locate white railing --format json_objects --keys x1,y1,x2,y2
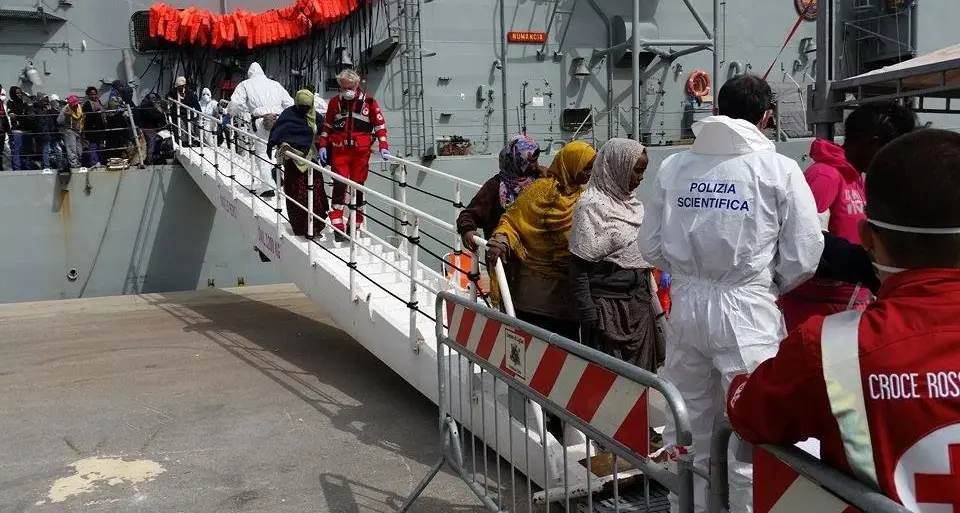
[{"x1": 165, "y1": 99, "x2": 516, "y2": 325}]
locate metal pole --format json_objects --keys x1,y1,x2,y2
[
  {"x1": 584, "y1": 0, "x2": 614, "y2": 139},
  {"x1": 125, "y1": 103, "x2": 145, "y2": 168},
  {"x1": 276, "y1": 159, "x2": 283, "y2": 253},
  {"x1": 399, "y1": 164, "x2": 409, "y2": 253},
  {"x1": 408, "y1": 217, "x2": 420, "y2": 352},
  {"x1": 349, "y1": 185, "x2": 358, "y2": 299},
  {"x1": 470, "y1": 241, "x2": 480, "y2": 302},
  {"x1": 499, "y1": 0, "x2": 509, "y2": 145},
  {"x1": 631, "y1": 0, "x2": 640, "y2": 141},
  {"x1": 453, "y1": 183, "x2": 463, "y2": 288},
  {"x1": 712, "y1": 0, "x2": 721, "y2": 98},
  {"x1": 308, "y1": 158, "x2": 323, "y2": 242},
  {"x1": 430, "y1": 106, "x2": 437, "y2": 156},
  {"x1": 812, "y1": 0, "x2": 835, "y2": 140}
]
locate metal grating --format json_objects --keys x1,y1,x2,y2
[
  {"x1": 0, "y1": 8, "x2": 66, "y2": 22},
  {"x1": 130, "y1": 10, "x2": 173, "y2": 54},
  {"x1": 578, "y1": 480, "x2": 671, "y2": 513}
]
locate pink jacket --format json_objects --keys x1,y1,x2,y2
[
  {"x1": 778, "y1": 139, "x2": 869, "y2": 331},
  {"x1": 805, "y1": 138, "x2": 866, "y2": 242}
]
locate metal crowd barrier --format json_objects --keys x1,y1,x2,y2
[
  {"x1": 400, "y1": 291, "x2": 696, "y2": 513},
  {"x1": 710, "y1": 419, "x2": 912, "y2": 513}
]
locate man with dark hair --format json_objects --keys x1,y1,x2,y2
[
  {"x1": 638, "y1": 74, "x2": 823, "y2": 513},
  {"x1": 728, "y1": 129, "x2": 960, "y2": 510},
  {"x1": 715, "y1": 74, "x2": 774, "y2": 125}
]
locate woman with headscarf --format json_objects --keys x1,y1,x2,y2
[
  {"x1": 486, "y1": 140, "x2": 596, "y2": 339},
  {"x1": 456, "y1": 134, "x2": 542, "y2": 252},
  {"x1": 569, "y1": 138, "x2": 664, "y2": 447},
  {"x1": 267, "y1": 89, "x2": 329, "y2": 238}
]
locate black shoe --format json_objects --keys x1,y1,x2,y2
[{"x1": 259, "y1": 190, "x2": 275, "y2": 198}]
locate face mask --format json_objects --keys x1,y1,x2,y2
[
  {"x1": 340, "y1": 89, "x2": 356, "y2": 101},
  {"x1": 202, "y1": 93, "x2": 211, "y2": 102},
  {"x1": 867, "y1": 218, "x2": 960, "y2": 274}
]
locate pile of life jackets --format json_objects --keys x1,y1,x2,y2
[{"x1": 149, "y1": 0, "x2": 364, "y2": 49}]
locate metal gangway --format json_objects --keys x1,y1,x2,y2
[
  {"x1": 166, "y1": 100, "x2": 620, "y2": 499},
  {"x1": 167, "y1": 102, "x2": 917, "y2": 513}
]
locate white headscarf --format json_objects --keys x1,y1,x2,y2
[{"x1": 569, "y1": 138, "x2": 650, "y2": 269}]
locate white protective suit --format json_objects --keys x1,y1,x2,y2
[
  {"x1": 199, "y1": 88, "x2": 219, "y2": 147},
  {"x1": 228, "y1": 62, "x2": 294, "y2": 192},
  {"x1": 637, "y1": 116, "x2": 823, "y2": 513},
  {"x1": 314, "y1": 92, "x2": 328, "y2": 119}
]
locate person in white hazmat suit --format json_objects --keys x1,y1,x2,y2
[
  {"x1": 228, "y1": 62, "x2": 294, "y2": 197},
  {"x1": 199, "y1": 88, "x2": 219, "y2": 147},
  {"x1": 636, "y1": 75, "x2": 824, "y2": 513}
]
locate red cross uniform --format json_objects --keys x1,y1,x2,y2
[
  {"x1": 727, "y1": 269, "x2": 960, "y2": 511},
  {"x1": 316, "y1": 91, "x2": 389, "y2": 232}
]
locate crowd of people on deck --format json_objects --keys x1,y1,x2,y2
[{"x1": 454, "y1": 74, "x2": 959, "y2": 513}]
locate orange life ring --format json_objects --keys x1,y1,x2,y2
[{"x1": 686, "y1": 70, "x2": 711, "y2": 98}]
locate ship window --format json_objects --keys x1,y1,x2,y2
[
  {"x1": 561, "y1": 108, "x2": 593, "y2": 132},
  {"x1": 130, "y1": 10, "x2": 174, "y2": 54}
]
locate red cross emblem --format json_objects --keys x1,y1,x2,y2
[
  {"x1": 895, "y1": 423, "x2": 960, "y2": 513},
  {"x1": 915, "y1": 444, "x2": 960, "y2": 512}
]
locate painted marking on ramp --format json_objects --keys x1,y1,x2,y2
[{"x1": 37, "y1": 456, "x2": 166, "y2": 504}]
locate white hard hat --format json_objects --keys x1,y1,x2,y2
[
  {"x1": 175, "y1": 76, "x2": 187, "y2": 87},
  {"x1": 49, "y1": 93, "x2": 60, "y2": 102}
]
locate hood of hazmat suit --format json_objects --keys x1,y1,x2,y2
[
  {"x1": 635, "y1": 114, "x2": 823, "y2": 513},
  {"x1": 227, "y1": 61, "x2": 294, "y2": 121}
]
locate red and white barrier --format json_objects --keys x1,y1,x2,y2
[
  {"x1": 445, "y1": 301, "x2": 650, "y2": 454},
  {"x1": 754, "y1": 441, "x2": 859, "y2": 513}
]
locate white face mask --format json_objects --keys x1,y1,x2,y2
[
  {"x1": 868, "y1": 219, "x2": 960, "y2": 274},
  {"x1": 201, "y1": 93, "x2": 211, "y2": 102},
  {"x1": 340, "y1": 89, "x2": 356, "y2": 101}
]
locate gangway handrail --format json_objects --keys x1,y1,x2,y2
[
  {"x1": 166, "y1": 99, "x2": 517, "y2": 318},
  {"x1": 383, "y1": 153, "x2": 482, "y2": 190}
]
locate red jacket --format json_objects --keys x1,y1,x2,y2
[
  {"x1": 729, "y1": 269, "x2": 960, "y2": 511},
  {"x1": 779, "y1": 139, "x2": 870, "y2": 330},
  {"x1": 316, "y1": 91, "x2": 389, "y2": 151}
]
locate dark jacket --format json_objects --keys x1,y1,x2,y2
[
  {"x1": 166, "y1": 87, "x2": 201, "y2": 127},
  {"x1": 457, "y1": 175, "x2": 505, "y2": 239},
  {"x1": 815, "y1": 231, "x2": 880, "y2": 294},
  {"x1": 82, "y1": 99, "x2": 108, "y2": 133},
  {"x1": 136, "y1": 93, "x2": 167, "y2": 130},
  {"x1": 266, "y1": 106, "x2": 315, "y2": 158},
  {"x1": 569, "y1": 256, "x2": 648, "y2": 322},
  {"x1": 7, "y1": 87, "x2": 35, "y2": 132},
  {"x1": 35, "y1": 105, "x2": 58, "y2": 140}
]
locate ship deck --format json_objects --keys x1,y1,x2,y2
[{"x1": 0, "y1": 285, "x2": 493, "y2": 512}]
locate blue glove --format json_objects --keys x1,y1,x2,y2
[
  {"x1": 380, "y1": 149, "x2": 391, "y2": 161},
  {"x1": 659, "y1": 272, "x2": 672, "y2": 289},
  {"x1": 318, "y1": 147, "x2": 328, "y2": 165}
]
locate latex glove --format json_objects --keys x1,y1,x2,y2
[
  {"x1": 380, "y1": 149, "x2": 391, "y2": 161},
  {"x1": 659, "y1": 271, "x2": 672, "y2": 289},
  {"x1": 318, "y1": 147, "x2": 328, "y2": 165},
  {"x1": 461, "y1": 230, "x2": 479, "y2": 252}
]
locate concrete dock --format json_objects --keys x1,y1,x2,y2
[{"x1": 0, "y1": 285, "x2": 491, "y2": 512}]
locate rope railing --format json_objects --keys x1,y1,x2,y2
[{"x1": 166, "y1": 99, "x2": 516, "y2": 336}]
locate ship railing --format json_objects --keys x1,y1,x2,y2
[{"x1": 164, "y1": 98, "x2": 516, "y2": 324}]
